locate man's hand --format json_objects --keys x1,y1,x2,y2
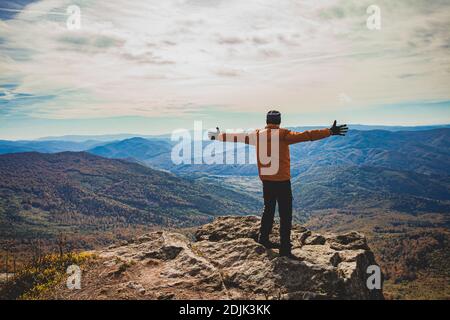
[
  {"x1": 208, "y1": 127, "x2": 220, "y2": 140},
  {"x1": 330, "y1": 120, "x2": 348, "y2": 136}
]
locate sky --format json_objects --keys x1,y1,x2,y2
[{"x1": 0, "y1": 0, "x2": 449, "y2": 139}]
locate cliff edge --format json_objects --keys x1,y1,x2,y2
[{"x1": 51, "y1": 216, "x2": 384, "y2": 300}]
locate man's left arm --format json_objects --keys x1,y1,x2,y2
[
  {"x1": 284, "y1": 120, "x2": 348, "y2": 144},
  {"x1": 284, "y1": 128, "x2": 332, "y2": 144}
]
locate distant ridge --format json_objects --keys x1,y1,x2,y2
[
  {"x1": 32, "y1": 124, "x2": 450, "y2": 142},
  {"x1": 36, "y1": 133, "x2": 171, "y2": 142},
  {"x1": 288, "y1": 124, "x2": 450, "y2": 132}
]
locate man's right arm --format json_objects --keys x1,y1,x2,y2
[
  {"x1": 209, "y1": 127, "x2": 256, "y2": 145},
  {"x1": 218, "y1": 131, "x2": 254, "y2": 145}
]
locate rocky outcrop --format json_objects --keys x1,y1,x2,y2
[
  {"x1": 54, "y1": 216, "x2": 383, "y2": 300},
  {"x1": 193, "y1": 216, "x2": 382, "y2": 300}
]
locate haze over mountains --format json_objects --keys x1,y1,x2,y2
[
  {"x1": 0, "y1": 140, "x2": 104, "y2": 154},
  {"x1": 30, "y1": 124, "x2": 450, "y2": 142}
]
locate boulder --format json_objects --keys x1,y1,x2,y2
[
  {"x1": 193, "y1": 216, "x2": 383, "y2": 300},
  {"x1": 56, "y1": 216, "x2": 384, "y2": 300}
]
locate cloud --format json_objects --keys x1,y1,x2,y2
[
  {"x1": 0, "y1": 83, "x2": 57, "y2": 118},
  {"x1": 217, "y1": 36, "x2": 246, "y2": 45},
  {"x1": 214, "y1": 68, "x2": 242, "y2": 77},
  {"x1": 0, "y1": 0, "x2": 449, "y2": 121}
]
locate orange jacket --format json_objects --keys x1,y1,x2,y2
[{"x1": 218, "y1": 124, "x2": 331, "y2": 181}]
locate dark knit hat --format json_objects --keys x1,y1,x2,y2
[{"x1": 266, "y1": 110, "x2": 281, "y2": 125}]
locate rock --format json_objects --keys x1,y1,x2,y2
[
  {"x1": 303, "y1": 234, "x2": 326, "y2": 245},
  {"x1": 193, "y1": 216, "x2": 383, "y2": 300},
  {"x1": 157, "y1": 293, "x2": 175, "y2": 300},
  {"x1": 126, "y1": 281, "x2": 146, "y2": 294},
  {"x1": 59, "y1": 216, "x2": 384, "y2": 300},
  {"x1": 326, "y1": 232, "x2": 369, "y2": 251},
  {"x1": 292, "y1": 246, "x2": 341, "y2": 267},
  {"x1": 195, "y1": 215, "x2": 261, "y2": 242},
  {"x1": 294, "y1": 229, "x2": 311, "y2": 246}
]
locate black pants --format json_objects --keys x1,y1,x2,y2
[{"x1": 259, "y1": 180, "x2": 293, "y2": 253}]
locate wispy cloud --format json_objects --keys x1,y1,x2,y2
[{"x1": 0, "y1": 0, "x2": 449, "y2": 124}]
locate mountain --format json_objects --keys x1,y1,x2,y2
[
  {"x1": 292, "y1": 165, "x2": 450, "y2": 214},
  {"x1": 0, "y1": 152, "x2": 260, "y2": 241},
  {"x1": 1, "y1": 216, "x2": 384, "y2": 300},
  {"x1": 88, "y1": 137, "x2": 173, "y2": 163},
  {"x1": 0, "y1": 140, "x2": 104, "y2": 155},
  {"x1": 289, "y1": 128, "x2": 450, "y2": 176}
]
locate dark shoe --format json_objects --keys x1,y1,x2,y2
[{"x1": 279, "y1": 247, "x2": 294, "y2": 259}]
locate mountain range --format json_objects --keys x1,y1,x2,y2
[
  {"x1": 0, "y1": 140, "x2": 104, "y2": 154},
  {"x1": 30, "y1": 124, "x2": 450, "y2": 142},
  {"x1": 82, "y1": 128, "x2": 450, "y2": 176},
  {"x1": 0, "y1": 152, "x2": 260, "y2": 241},
  {"x1": 85, "y1": 128, "x2": 450, "y2": 215},
  {"x1": 2, "y1": 128, "x2": 449, "y2": 217}
]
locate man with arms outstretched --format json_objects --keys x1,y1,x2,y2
[{"x1": 209, "y1": 110, "x2": 348, "y2": 258}]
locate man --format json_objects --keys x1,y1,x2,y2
[{"x1": 208, "y1": 110, "x2": 348, "y2": 257}]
